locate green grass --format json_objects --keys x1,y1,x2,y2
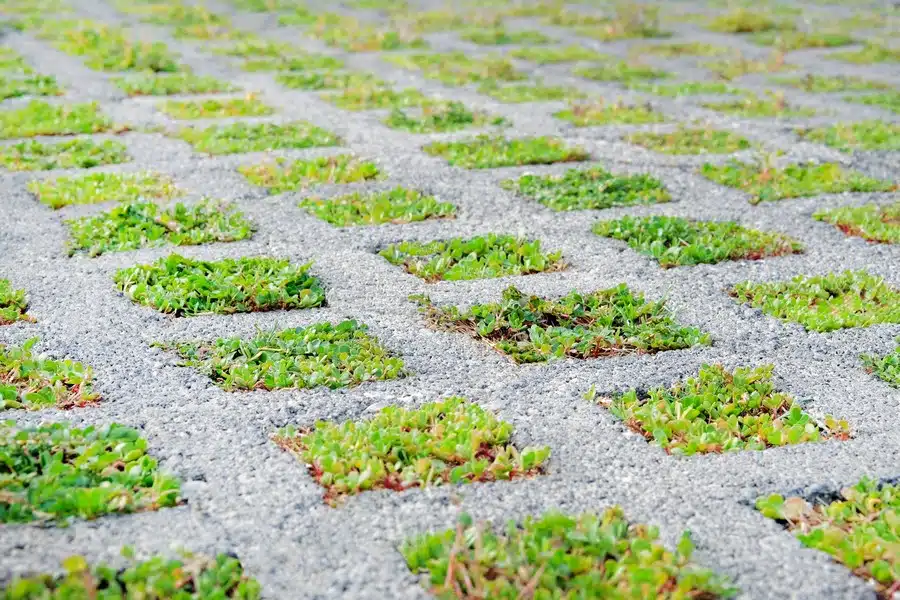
[
  {"x1": 0, "y1": 101, "x2": 115, "y2": 138},
  {"x1": 750, "y1": 30, "x2": 854, "y2": 50},
  {"x1": 628, "y1": 81, "x2": 740, "y2": 97},
  {"x1": 4, "y1": 549, "x2": 261, "y2": 599},
  {"x1": 423, "y1": 135, "x2": 588, "y2": 169},
  {"x1": 703, "y1": 54, "x2": 794, "y2": 80},
  {"x1": 239, "y1": 156, "x2": 380, "y2": 192},
  {"x1": 380, "y1": 235, "x2": 565, "y2": 282},
  {"x1": 0, "y1": 138, "x2": 129, "y2": 171},
  {"x1": 1, "y1": 337, "x2": 99, "y2": 410},
  {"x1": 385, "y1": 101, "x2": 507, "y2": 133},
  {"x1": 209, "y1": 37, "x2": 295, "y2": 58},
  {"x1": 829, "y1": 43, "x2": 900, "y2": 64},
  {"x1": 0, "y1": 421, "x2": 180, "y2": 524},
  {"x1": 628, "y1": 128, "x2": 752, "y2": 155},
  {"x1": 701, "y1": 93, "x2": 815, "y2": 118},
  {"x1": 158, "y1": 96, "x2": 274, "y2": 119},
  {"x1": 632, "y1": 42, "x2": 729, "y2": 57},
  {"x1": 509, "y1": 45, "x2": 607, "y2": 64},
  {"x1": 861, "y1": 341, "x2": 900, "y2": 387},
  {"x1": 813, "y1": 202, "x2": 900, "y2": 244},
  {"x1": 299, "y1": 187, "x2": 456, "y2": 226},
  {"x1": 706, "y1": 8, "x2": 792, "y2": 33},
  {"x1": 554, "y1": 101, "x2": 665, "y2": 126},
  {"x1": 114, "y1": 255, "x2": 325, "y2": 317},
  {"x1": 28, "y1": 171, "x2": 181, "y2": 210},
  {"x1": 593, "y1": 216, "x2": 802, "y2": 267},
  {"x1": 0, "y1": 279, "x2": 31, "y2": 325},
  {"x1": 112, "y1": 72, "x2": 236, "y2": 96},
  {"x1": 385, "y1": 52, "x2": 524, "y2": 86},
  {"x1": 575, "y1": 61, "x2": 669, "y2": 84},
  {"x1": 460, "y1": 28, "x2": 549, "y2": 45},
  {"x1": 0, "y1": 74, "x2": 62, "y2": 100},
  {"x1": 847, "y1": 91, "x2": 900, "y2": 114},
  {"x1": 161, "y1": 320, "x2": 404, "y2": 391},
  {"x1": 602, "y1": 364, "x2": 849, "y2": 455},
  {"x1": 417, "y1": 285, "x2": 710, "y2": 363},
  {"x1": 798, "y1": 121, "x2": 900, "y2": 153},
  {"x1": 476, "y1": 81, "x2": 586, "y2": 103},
  {"x1": 502, "y1": 166, "x2": 670, "y2": 212},
  {"x1": 731, "y1": 270, "x2": 900, "y2": 332},
  {"x1": 177, "y1": 122, "x2": 340, "y2": 155},
  {"x1": 321, "y1": 86, "x2": 429, "y2": 111},
  {"x1": 309, "y1": 14, "x2": 428, "y2": 52},
  {"x1": 402, "y1": 508, "x2": 736, "y2": 598},
  {"x1": 273, "y1": 397, "x2": 549, "y2": 504},
  {"x1": 700, "y1": 160, "x2": 895, "y2": 204},
  {"x1": 756, "y1": 478, "x2": 898, "y2": 598},
  {"x1": 0, "y1": 48, "x2": 33, "y2": 73},
  {"x1": 239, "y1": 54, "x2": 345, "y2": 73},
  {"x1": 769, "y1": 74, "x2": 892, "y2": 93},
  {"x1": 276, "y1": 71, "x2": 384, "y2": 91},
  {"x1": 571, "y1": 4, "x2": 670, "y2": 41},
  {"x1": 66, "y1": 200, "x2": 254, "y2": 257}
]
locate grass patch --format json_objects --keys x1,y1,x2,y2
[
  {"x1": 509, "y1": 45, "x2": 606, "y2": 64},
  {"x1": 177, "y1": 121, "x2": 340, "y2": 155},
  {"x1": 633, "y1": 42, "x2": 729, "y2": 57},
  {"x1": 299, "y1": 187, "x2": 455, "y2": 226},
  {"x1": 0, "y1": 421, "x2": 180, "y2": 524},
  {"x1": 28, "y1": 171, "x2": 181, "y2": 210},
  {"x1": 476, "y1": 81, "x2": 585, "y2": 103},
  {"x1": 706, "y1": 8, "x2": 792, "y2": 33},
  {"x1": 847, "y1": 91, "x2": 900, "y2": 114},
  {"x1": 158, "y1": 96, "x2": 274, "y2": 119},
  {"x1": 385, "y1": 102, "x2": 507, "y2": 133},
  {"x1": 861, "y1": 342, "x2": 900, "y2": 387},
  {"x1": 700, "y1": 160, "x2": 895, "y2": 204},
  {"x1": 750, "y1": 30, "x2": 854, "y2": 50},
  {"x1": 731, "y1": 270, "x2": 900, "y2": 332},
  {"x1": 0, "y1": 279, "x2": 31, "y2": 325},
  {"x1": 386, "y1": 52, "x2": 524, "y2": 86},
  {"x1": 0, "y1": 138, "x2": 129, "y2": 171},
  {"x1": 0, "y1": 337, "x2": 99, "y2": 410},
  {"x1": 273, "y1": 397, "x2": 549, "y2": 504},
  {"x1": 629, "y1": 81, "x2": 740, "y2": 97},
  {"x1": 593, "y1": 216, "x2": 802, "y2": 267},
  {"x1": 417, "y1": 285, "x2": 709, "y2": 363},
  {"x1": 770, "y1": 74, "x2": 892, "y2": 93},
  {"x1": 461, "y1": 28, "x2": 549, "y2": 45},
  {"x1": 66, "y1": 200, "x2": 254, "y2": 257},
  {"x1": 380, "y1": 235, "x2": 565, "y2": 282},
  {"x1": 572, "y1": 4, "x2": 670, "y2": 40},
  {"x1": 238, "y1": 54, "x2": 344, "y2": 73},
  {"x1": 798, "y1": 121, "x2": 900, "y2": 153},
  {"x1": 628, "y1": 127, "x2": 752, "y2": 155},
  {"x1": 209, "y1": 37, "x2": 295, "y2": 58},
  {"x1": 239, "y1": 155, "x2": 380, "y2": 193},
  {"x1": 703, "y1": 54, "x2": 793, "y2": 80},
  {"x1": 502, "y1": 166, "x2": 670, "y2": 212},
  {"x1": 601, "y1": 364, "x2": 849, "y2": 455},
  {"x1": 0, "y1": 101, "x2": 115, "y2": 138},
  {"x1": 114, "y1": 255, "x2": 325, "y2": 316},
  {"x1": 276, "y1": 71, "x2": 383, "y2": 91},
  {"x1": 322, "y1": 86, "x2": 429, "y2": 111},
  {"x1": 423, "y1": 135, "x2": 588, "y2": 169},
  {"x1": 310, "y1": 14, "x2": 428, "y2": 52},
  {"x1": 112, "y1": 73, "x2": 236, "y2": 96},
  {"x1": 555, "y1": 101, "x2": 665, "y2": 126},
  {"x1": 575, "y1": 61, "x2": 669, "y2": 84},
  {"x1": 402, "y1": 507, "x2": 736, "y2": 598},
  {"x1": 162, "y1": 320, "x2": 404, "y2": 391},
  {"x1": 0, "y1": 74, "x2": 61, "y2": 100},
  {"x1": 756, "y1": 478, "x2": 899, "y2": 598},
  {"x1": 829, "y1": 43, "x2": 900, "y2": 64},
  {"x1": 813, "y1": 202, "x2": 900, "y2": 244},
  {"x1": 702, "y1": 93, "x2": 814, "y2": 118}
]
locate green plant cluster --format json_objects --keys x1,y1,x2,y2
[
  {"x1": 0, "y1": 48, "x2": 61, "y2": 100},
  {"x1": 177, "y1": 121, "x2": 340, "y2": 155},
  {"x1": 308, "y1": 13, "x2": 428, "y2": 52},
  {"x1": 239, "y1": 155, "x2": 380, "y2": 192},
  {"x1": 593, "y1": 216, "x2": 803, "y2": 267},
  {"x1": 125, "y1": 2, "x2": 237, "y2": 41},
  {"x1": 861, "y1": 341, "x2": 900, "y2": 387},
  {"x1": 461, "y1": 28, "x2": 549, "y2": 45},
  {"x1": 813, "y1": 202, "x2": 899, "y2": 244},
  {"x1": 423, "y1": 135, "x2": 588, "y2": 169},
  {"x1": 66, "y1": 200, "x2": 254, "y2": 257},
  {"x1": 476, "y1": 81, "x2": 585, "y2": 103},
  {"x1": 386, "y1": 52, "x2": 524, "y2": 86},
  {"x1": 554, "y1": 101, "x2": 665, "y2": 126},
  {"x1": 575, "y1": 61, "x2": 670, "y2": 84},
  {"x1": 0, "y1": 337, "x2": 99, "y2": 411},
  {"x1": 628, "y1": 128, "x2": 752, "y2": 155},
  {"x1": 509, "y1": 45, "x2": 607, "y2": 64},
  {"x1": 114, "y1": 255, "x2": 325, "y2": 316},
  {"x1": 402, "y1": 508, "x2": 737, "y2": 598},
  {"x1": 277, "y1": 71, "x2": 383, "y2": 91},
  {"x1": 731, "y1": 270, "x2": 900, "y2": 332},
  {"x1": 0, "y1": 421, "x2": 181, "y2": 524},
  {"x1": 847, "y1": 91, "x2": 900, "y2": 114},
  {"x1": 239, "y1": 53, "x2": 344, "y2": 73},
  {"x1": 418, "y1": 285, "x2": 710, "y2": 363},
  {"x1": 113, "y1": 72, "x2": 236, "y2": 96},
  {"x1": 299, "y1": 187, "x2": 456, "y2": 226},
  {"x1": 322, "y1": 86, "x2": 429, "y2": 111},
  {"x1": 706, "y1": 8, "x2": 793, "y2": 33},
  {"x1": 703, "y1": 54, "x2": 793, "y2": 81},
  {"x1": 273, "y1": 397, "x2": 549, "y2": 503},
  {"x1": 634, "y1": 42, "x2": 729, "y2": 58},
  {"x1": 0, "y1": 138, "x2": 129, "y2": 171},
  {"x1": 570, "y1": 4, "x2": 670, "y2": 40},
  {"x1": 29, "y1": 171, "x2": 181, "y2": 209},
  {"x1": 605, "y1": 364, "x2": 849, "y2": 455},
  {"x1": 798, "y1": 120, "x2": 900, "y2": 152},
  {"x1": 162, "y1": 320, "x2": 404, "y2": 391},
  {"x1": 629, "y1": 81, "x2": 739, "y2": 97},
  {"x1": 0, "y1": 101, "x2": 115, "y2": 139},
  {"x1": 380, "y1": 235, "x2": 565, "y2": 282},
  {"x1": 750, "y1": 30, "x2": 853, "y2": 51},
  {"x1": 770, "y1": 74, "x2": 891, "y2": 93},
  {"x1": 158, "y1": 96, "x2": 274, "y2": 119},
  {"x1": 502, "y1": 166, "x2": 670, "y2": 211},
  {"x1": 702, "y1": 93, "x2": 815, "y2": 118},
  {"x1": 830, "y1": 43, "x2": 900, "y2": 64},
  {"x1": 385, "y1": 101, "x2": 507, "y2": 133},
  {"x1": 0, "y1": 279, "x2": 31, "y2": 325},
  {"x1": 755, "y1": 478, "x2": 898, "y2": 597}
]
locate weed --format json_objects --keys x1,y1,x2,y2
[
  {"x1": 209, "y1": 37, "x2": 295, "y2": 58},
  {"x1": 0, "y1": 74, "x2": 61, "y2": 100},
  {"x1": 829, "y1": 43, "x2": 900, "y2": 64},
  {"x1": 0, "y1": 138, "x2": 128, "y2": 171},
  {"x1": 575, "y1": 61, "x2": 670, "y2": 83},
  {"x1": 554, "y1": 101, "x2": 665, "y2": 126},
  {"x1": 299, "y1": 187, "x2": 456, "y2": 226},
  {"x1": 239, "y1": 156, "x2": 380, "y2": 192},
  {"x1": 798, "y1": 121, "x2": 900, "y2": 153},
  {"x1": 386, "y1": 52, "x2": 524, "y2": 86},
  {"x1": 322, "y1": 86, "x2": 429, "y2": 110},
  {"x1": 707, "y1": 9, "x2": 792, "y2": 33},
  {"x1": 813, "y1": 202, "x2": 900, "y2": 244},
  {"x1": 628, "y1": 81, "x2": 740, "y2": 97},
  {"x1": 861, "y1": 342, "x2": 900, "y2": 387},
  {"x1": 770, "y1": 74, "x2": 892, "y2": 93},
  {"x1": 385, "y1": 101, "x2": 507, "y2": 133},
  {"x1": 633, "y1": 42, "x2": 729, "y2": 58},
  {"x1": 750, "y1": 30, "x2": 854, "y2": 50},
  {"x1": 276, "y1": 71, "x2": 383, "y2": 91},
  {"x1": 847, "y1": 91, "x2": 900, "y2": 114},
  {"x1": 423, "y1": 135, "x2": 588, "y2": 169},
  {"x1": 509, "y1": 45, "x2": 607, "y2": 64},
  {"x1": 477, "y1": 81, "x2": 586, "y2": 103},
  {"x1": 113, "y1": 73, "x2": 236, "y2": 96},
  {"x1": 628, "y1": 127, "x2": 752, "y2": 155},
  {"x1": 0, "y1": 279, "x2": 31, "y2": 325},
  {"x1": 239, "y1": 54, "x2": 344, "y2": 72},
  {"x1": 0, "y1": 337, "x2": 99, "y2": 410},
  {"x1": 158, "y1": 96, "x2": 274, "y2": 119},
  {"x1": 177, "y1": 122, "x2": 339, "y2": 155},
  {"x1": 461, "y1": 28, "x2": 549, "y2": 45},
  {"x1": 0, "y1": 101, "x2": 115, "y2": 138},
  {"x1": 28, "y1": 171, "x2": 181, "y2": 210}
]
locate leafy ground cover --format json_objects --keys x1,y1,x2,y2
[
  {"x1": 770, "y1": 74, "x2": 891, "y2": 93},
  {"x1": 417, "y1": 285, "x2": 710, "y2": 363},
  {"x1": 423, "y1": 135, "x2": 588, "y2": 169},
  {"x1": 276, "y1": 71, "x2": 384, "y2": 91},
  {"x1": 593, "y1": 216, "x2": 802, "y2": 267},
  {"x1": 239, "y1": 156, "x2": 380, "y2": 192},
  {"x1": 114, "y1": 255, "x2": 325, "y2": 317},
  {"x1": 575, "y1": 61, "x2": 670, "y2": 84},
  {"x1": 321, "y1": 86, "x2": 429, "y2": 111},
  {"x1": 701, "y1": 94, "x2": 815, "y2": 118},
  {"x1": 402, "y1": 507, "x2": 737, "y2": 598},
  {"x1": 0, "y1": 421, "x2": 181, "y2": 524},
  {"x1": 161, "y1": 320, "x2": 404, "y2": 391},
  {"x1": 0, "y1": 279, "x2": 31, "y2": 325},
  {"x1": 385, "y1": 101, "x2": 506, "y2": 133},
  {"x1": 756, "y1": 478, "x2": 899, "y2": 598},
  {"x1": 380, "y1": 235, "x2": 565, "y2": 282},
  {"x1": 703, "y1": 54, "x2": 794, "y2": 81},
  {"x1": 113, "y1": 72, "x2": 236, "y2": 96},
  {"x1": 829, "y1": 43, "x2": 900, "y2": 64},
  {"x1": 385, "y1": 52, "x2": 524, "y2": 86},
  {"x1": 847, "y1": 91, "x2": 900, "y2": 114},
  {"x1": 66, "y1": 200, "x2": 254, "y2": 257},
  {"x1": 0, "y1": 101, "x2": 116, "y2": 138},
  {"x1": 476, "y1": 81, "x2": 585, "y2": 103},
  {"x1": 509, "y1": 45, "x2": 607, "y2": 64},
  {"x1": 158, "y1": 96, "x2": 274, "y2": 119},
  {"x1": 0, "y1": 73, "x2": 61, "y2": 100},
  {"x1": 600, "y1": 364, "x2": 849, "y2": 455},
  {"x1": 628, "y1": 127, "x2": 752, "y2": 155},
  {"x1": 628, "y1": 81, "x2": 740, "y2": 97},
  {"x1": 0, "y1": 337, "x2": 99, "y2": 410},
  {"x1": 813, "y1": 202, "x2": 899, "y2": 244},
  {"x1": 706, "y1": 8, "x2": 793, "y2": 33},
  {"x1": 28, "y1": 171, "x2": 181, "y2": 209},
  {"x1": 0, "y1": 138, "x2": 129, "y2": 171},
  {"x1": 554, "y1": 101, "x2": 665, "y2": 126},
  {"x1": 502, "y1": 166, "x2": 670, "y2": 211},
  {"x1": 309, "y1": 13, "x2": 428, "y2": 52},
  {"x1": 861, "y1": 341, "x2": 900, "y2": 387},
  {"x1": 273, "y1": 397, "x2": 549, "y2": 504},
  {"x1": 750, "y1": 30, "x2": 854, "y2": 51},
  {"x1": 633, "y1": 41, "x2": 729, "y2": 57},
  {"x1": 570, "y1": 4, "x2": 670, "y2": 41},
  {"x1": 176, "y1": 121, "x2": 340, "y2": 155},
  {"x1": 298, "y1": 187, "x2": 455, "y2": 226},
  {"x1": 460, "y1": 27, "x2": 549, "y2": 45},
  {"x1": 797, "y1": 121, "x2": 900, "y2": 153},
  {"x1": 730, "y1": 270, "x2": 900, "y2": 332},
  {"x1": 239, "y1": 53, "x2": 344, "y2": 73}
]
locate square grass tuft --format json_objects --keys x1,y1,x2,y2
[
  {"x1": 273, "y1": 397, "x2": 549, "y2": 504},
  {"x1": 114, "y1": 255, "x2": 326, "y2": 316},
  {"x1": 1, "y1": 337, "x2": 99, "y2": 410},
  {"x1": 0, "y1": 101, "x2": 115, "y2": 138},
  {"x1": 28, "y1": 171, "x2": 181, "y2": 209},
  {"x1": 593, "y1": 216, "x2": 803, "y2": 267},
  {"x1": 321, "y1": 86, "x2": 428, "y2": 111},
  {"x1": 813, "y1": 202, "x2": 899, "y2": 244},
  {"x1": 239, "y1": 53, "x2": 344, "y2": 73},
  {"x1": 0, "y1": 420, "x2": 181, "y2": 524},
  {"x1": 554, "y1": 101, "x2": 665, "y2": 126},
  {"x1": 380, "y1": 234, "x2": 565, "y2": 282},
  {"x1": 628, "y1": 127, "x2": 751, "y2": 155},
  {"x1": 113, "y1": 72, "x2": 236, "y2": 96},
  {"x1": 602, "y1": 364, "x2": 849, "y2": 455},
  {"x1": 0, "y1": 138, "x2": 129, "y2": 171},
  {"x1": 299, "y1": 187, "x2": 455, "y2": 226},
  {"x1": 417, "y1": 285, "x2": 710, "y2": 363},
  {"x1": 309, "y1": 14, "x2": 428, "y2": 52},
  {"x1": 423, "y1": 135, "x2": 588, "y2": 169},
  {"x1": 386, "y1": 52, "x2": 524, "y2": 86},
  {"x1": 177, "y1": 121, "x2": 340, "y2": 155},
  {"x1": 861, "y1": 341, "x2": 900, "y2": 387},
  {"x1": 162, "y1": 320, "x2": 404, "y2": 391},
  {"x1": 502, "y1": 166, "x2": 670, "y2": 211},
  {"x1": 158, "y1": 96, "x2": 274, "y2": 119},
  {"x1": 731, "y1": 270, "x2": 900, "y2": 332},
  {"x1": 385, "y1": 101, "x2": 507, "y2": 133},
  {"x1": 0, "y1": 279, "x2": 32, "y2": 325},
  {"x1": 797, "y1": 120, "x2": 900, "y2": 153},
  {"x1": 509, "y1": 45, "x2": 607, "y2": 64},
  {"x1": 633, "y1": 42, "x2": 729, "y2": 58},
  {"x1": 239, "y1": 155, "x2": 380, "y2": 192}
]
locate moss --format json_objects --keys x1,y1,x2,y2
[
  {"x1": 554, "y1": 101, "x2": 665, "y2": 126},
  {"x1": 423, "y1": 135, "x2": 588, "y2": 169},
  {"x1": 628, "y1": 127, "x2": 752, "y2": 155}
]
